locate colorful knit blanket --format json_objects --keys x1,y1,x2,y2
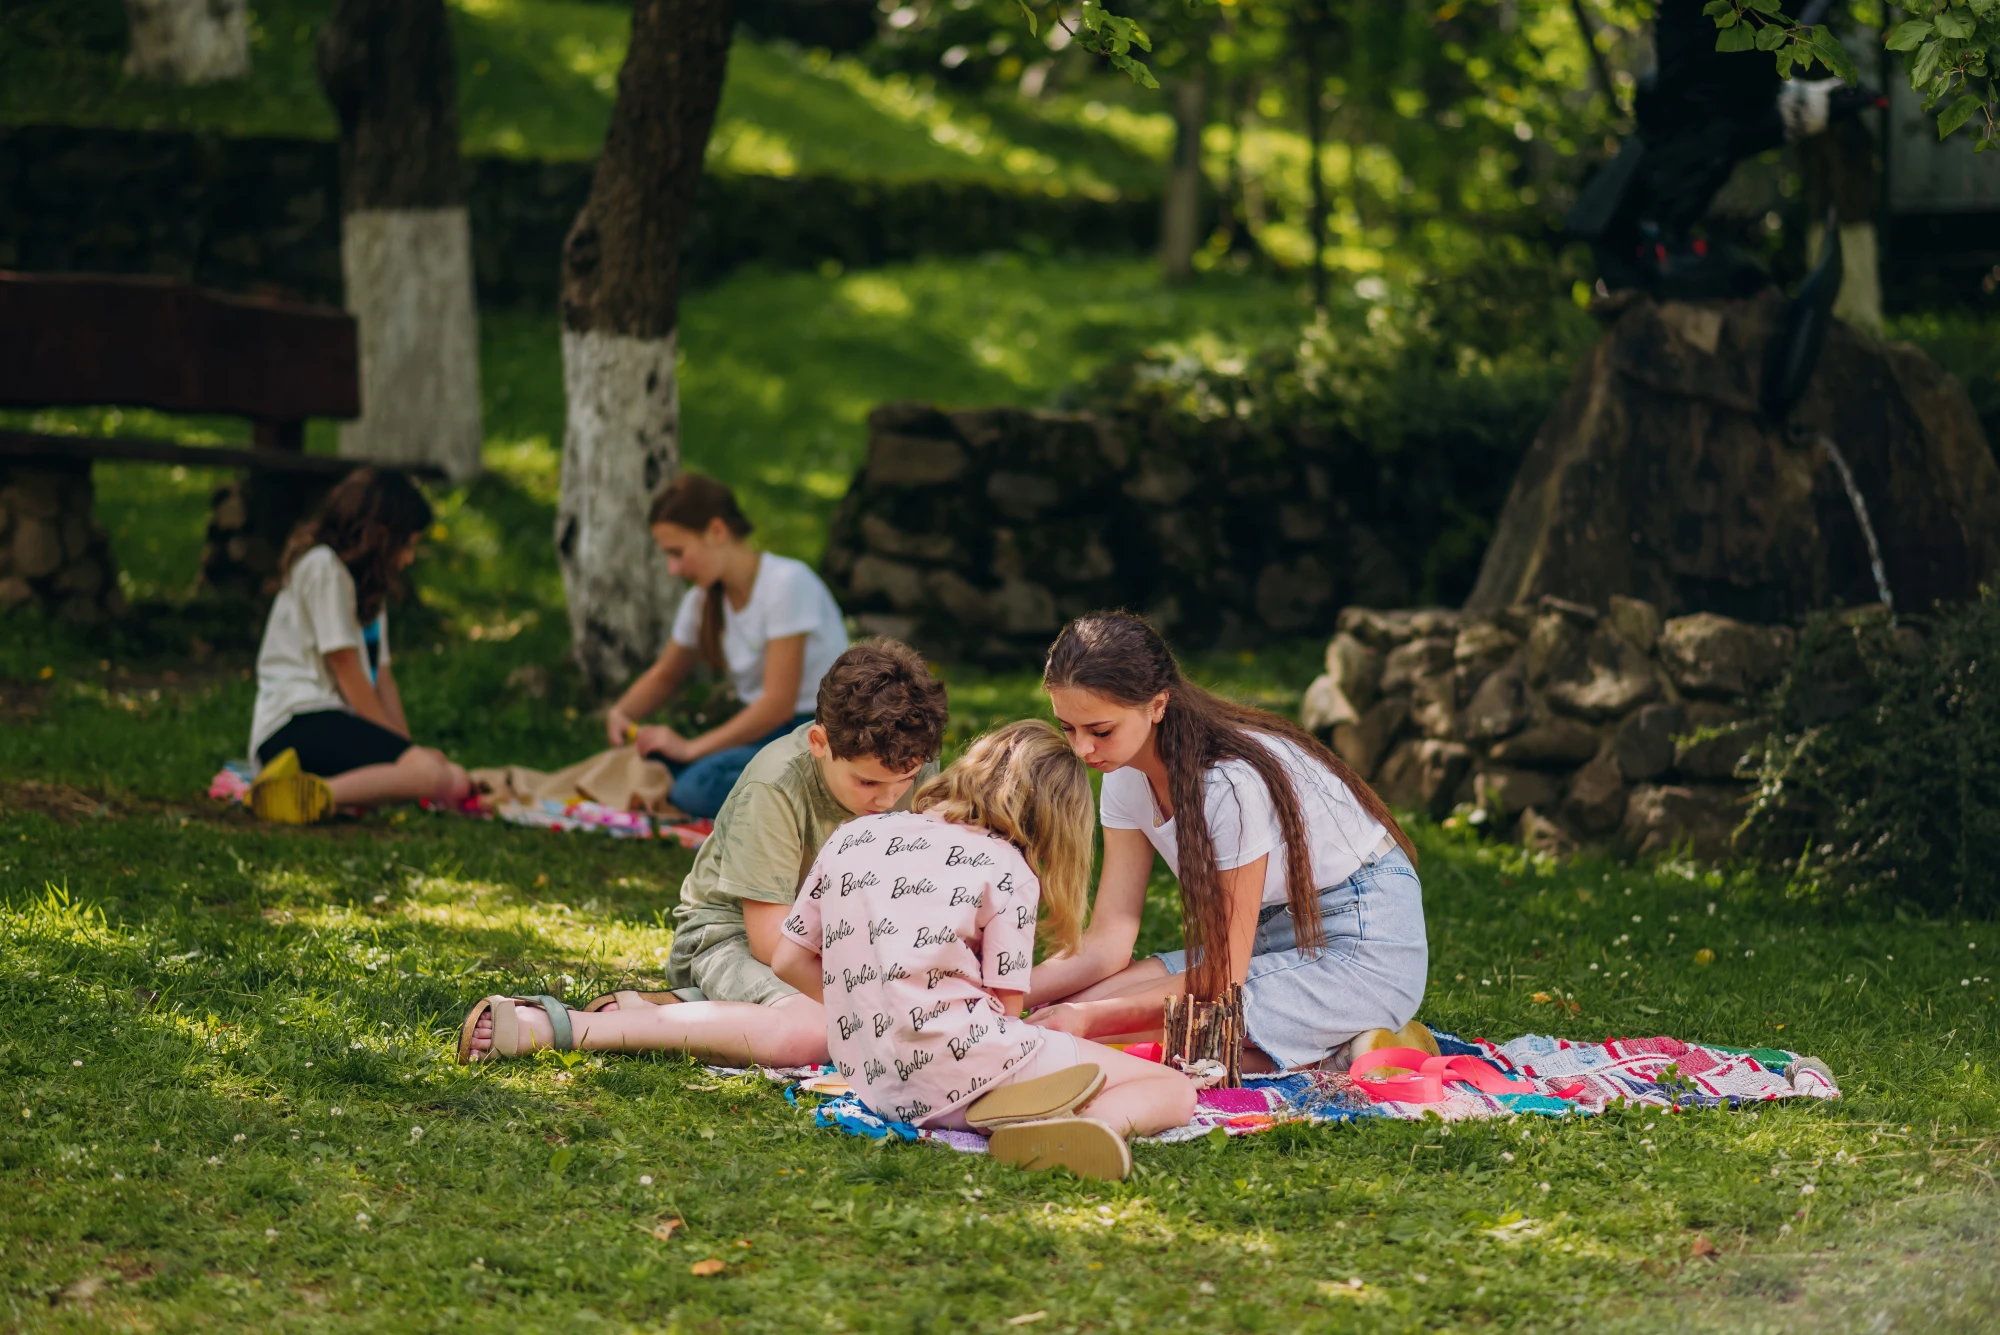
[{"x1": 781, "y1": 1028, "x2": 1841, "y2": 1153}]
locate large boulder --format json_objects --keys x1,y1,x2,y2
[{"x1": 1466, "y1": 292, "x2": 2000, "y2": 622}]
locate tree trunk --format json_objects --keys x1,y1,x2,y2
[
  {"x1": 1299, "y1": 28, "x2": 1330, "y2": 312},
  {"x1": 1802, "y1": 118, "x2": 1883, "y2": 332},
  {"x1": 556, "y1": 0, "x2": 735, "y2": 688},
  {"x1": 318, "y1": 0, "x2": 484, "y2": 482},
  {"x1": 124, "y1": 0, "x2": 248, "y2": 83},
  {"x1": 1159, "y1": 72, "x2": 1207, "y2": 282}
]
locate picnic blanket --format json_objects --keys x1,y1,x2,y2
[
  {"x1": 207, "y1": 758, "x2": 712, "y2": 846},
  {"x1": 778, "y1": 1027, "x2": 1841, "y2": 1154}
]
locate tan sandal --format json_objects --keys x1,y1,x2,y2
[
  {"x1": 456, "y1": 994, "x2": 575, "y2": 1064},
  {"x1": 964, "y1": 1064, "x2": 1105, "y2": 1130},
  {"x1": 581, "y1": 989, "x2": 683, "y2": 1013},
  {"x1": 988, "y1": 1117, "x2": 1131, "y2": 1181}
]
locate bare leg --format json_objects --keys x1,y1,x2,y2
[
  {"x1": 929, "y1": 1038, "x2": 1197, "y2": 1138},
  {"x1": 471, "y1": 993, "x2": 827, "y2": 1068},
  {"x1": 327, "y1": 747, "x2": 470, "y2": 808},
  {"x1": 1066, "y1": 1038, "x2": 1198, "y2": 1138}
]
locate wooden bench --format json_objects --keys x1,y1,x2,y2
[{"x1": 0, "y1": 272, "x2": 436, "y2": 612}]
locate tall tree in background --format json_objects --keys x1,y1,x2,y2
[
  {"x1": 556, "y1": 0, "x2": 735, "y2": 688},
  {"x1": 123, "y1": 0, "x2": 248, "y2": 82},
  {"x1": 318, "y1": 0, "x2": 484, "y2": 481}
]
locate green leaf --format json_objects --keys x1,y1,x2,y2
[
  {"x1": 1715, "y1": 9, "x2": 1741, "y2": 26},
  {"x1": 1702, "y1": 0, "x2": 1737, "y2": 15},
  {"x1": 1886, "y1": 20, "x2": 1934, "y2": 50},
  {"x1": 1744, "y1": 0, "x2": 1786, "y2": 13},
  {"x1": 1108, "y1": 50, "x2": 1158, "y2": 89},
  {"x1": 1717, "y1": 23, "x2": 1757, "y2": 50},
  {"x1": 1913, "y1": 37, "x2": 1945, "y2": 85},
  {"x1": 1938, "y1": 92, "x2": 1985, "y2": 137},
  {"x1": 1933, "y1": 10, "x2": 1975, "y2": 38},
  {"x1": 1755, "y1": 22, "x2": 1790, "y2": 50},
  {"x1": 1775, "y1": 43, "x2": 1796, "y2": 75},
  {"x1": 1015, "y1": 0, "x2": 1037, "y2": 38},
  {"x1": 548, "y1": 1145, "x2": 575, "y2": 1176},
  {"x1": 1809, "y1": 25, "x2": 1859, "y2": 81}
]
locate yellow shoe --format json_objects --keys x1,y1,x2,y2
[
  {"x1": 255, "y1": 748, "x2": 301, "y2": 783},
  {"x1": 1339, "y1": 1019, "x2": 1441, "y2": 1070},
  {"x1": 249, "y1": 751, "x2": 335, "y2": 824},
  {"x1": 988, "y1": 1117, "x2": 1131, "y2": 1181}
]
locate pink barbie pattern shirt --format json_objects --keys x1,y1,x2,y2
[{"x1": 780, "y1": 810, "x2": 1042, "y2": 1126}]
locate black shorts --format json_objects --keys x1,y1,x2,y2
[{"x1": 257, "y1": 710, "x2": 411, "y2": 777}]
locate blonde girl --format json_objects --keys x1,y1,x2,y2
[{"x1": 772, "y1": 721, "x2": 1196, "y2": 1181}]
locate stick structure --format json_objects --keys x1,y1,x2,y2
[{"x1": 1161, "y1": 984, "x2": 1245, "y2": 1087}]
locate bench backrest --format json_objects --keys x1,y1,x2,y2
[{"x1": 0, "y1": 271, "x2": 359, "y2": 424}]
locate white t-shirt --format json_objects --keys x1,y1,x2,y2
[
  {"x1": 1100, "y1": 732, "x2": 1387, "y2": 906},
  {"x1": 669, "y1": 552, "x2": 847, "y2": 713},
  {"x1": 248, "y1": 545, "x2": 388, "y2": 758}
]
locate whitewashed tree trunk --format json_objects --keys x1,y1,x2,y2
[
  {"x1": 337, "y1": 209, "x2": 483, "y2": 480},
  {"x1": 124, "y1": 0, "x2": 248, "y2": 83},
  {"x1": 555, "y1": 0, "x2": 734, "y2": 686},
  {"x1": 556, "y1": 329, "x2": 684, "y2": 686},
  {"x1": 318, "y1": 0, "x2": 483, "y2": 480},
  {"x1": 1807, "y1": 219, "x2": 1883, "y2": 334}
]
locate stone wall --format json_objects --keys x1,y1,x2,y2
[
  {"x1": 0, "y1": 124, "x2": 1158, "y2": 308},
  {"x1": 1302, "y1": 596, "x2": 1802, "y2": 860},
  {"x1": 0, "y1": 463, "x2": 126, "y2": 621},
  {"x1": 823, "y1": 402, "x2": 1387, "y2": 658}
]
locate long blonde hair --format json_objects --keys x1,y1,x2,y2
[{"x1": 912, "y1": 720, "x2": 1095, "y2": 956}]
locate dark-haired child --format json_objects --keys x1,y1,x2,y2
[
  {"x1": 245, "y1": 468, "x2": 469, "y2": 823},
  {"x1": 457, "y1": 639, "x2": 951, "y2": 1069},
  {"x1": 604, "y1": 473, "x2": 849, "y2": 818}
]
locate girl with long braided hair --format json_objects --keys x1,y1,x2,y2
[{"x1": 1029, "y1": 611, "x2": 1434, "y2": 1073}]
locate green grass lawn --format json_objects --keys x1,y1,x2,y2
[
  {"x1": 3, "y1": 664, "x2": 1997, "y2": 1331},
  {"x1": 0, "y1": 0, "x2": 1166, "y2": 195}
]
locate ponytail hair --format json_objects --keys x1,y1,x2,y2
[
  {"x1": 912, "y1": 720, "x2": 1095, "y2": 957},
  {"x1": 649, "y1": 473, "x2": 753, "y2": 673},
  {"x1": 1044, "y1": 611, "x2": 1414, "y2": 999},
  {"x1": 280, "y1": 467, "x2": 432, "y2": 622}
]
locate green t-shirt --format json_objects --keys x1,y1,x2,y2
[{"x1": 672, "y1": 723, "x2": 938, "y2": 931}]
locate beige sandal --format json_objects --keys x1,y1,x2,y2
[
  {"x1": 456, "y1": 994, "x2": 575, "y2": 1064},
  {"x1": 964, "y1": 1064, "x2": 1105, "y2": 1130},
  {"x1": 988, "y1": 1117, "x2": 1131, "y2": 1181},
  {"x1": 581, "y1": 989, "x2": 683, "y2": 1013}
]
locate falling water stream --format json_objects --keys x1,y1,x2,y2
[{"x1": 1816, "y1": 433, "x2": 1894, "y2": 612}]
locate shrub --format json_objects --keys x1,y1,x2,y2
[
  {"x1": 1066, "y1": 243, "x2": 1596, "y2": 606},
  {"x1": 1743, "y1": 593, "x2": 2000, "y2": 917}
]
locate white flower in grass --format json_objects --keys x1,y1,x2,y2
[
  {"x1": 1501, "y1": 1152, "x2": 1514, "y2": 1162},
  {"x1": 409, "y1": 1126, "x2": 424, "y2": 1141},
  {"x1": 233, "y1": 1133, "x2": 246, "y2": 1143},
  {"x1": 72, "y1": 1060, "x2": 83, "y2": 1067},
  {"x1": 207, "y1": 1156, "x2": 222, "y2": 1165},
  {"x1": 1800, "y1": 1183, "x2": 1816, "y2": 1195},
  {"x1": 265, "y1": 1228, "x2": 278, "y2": 1239},
  {"x1": 1538, "y1": 1182, "x2": 1551, "y2": 1192},
  {"x1": 640, "y1": 1175, "x2": 654, "y2": 1186}
]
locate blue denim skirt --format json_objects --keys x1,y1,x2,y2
[{"x1": 1154, "y1": 844, "x2": 1428, "y2": 1070}]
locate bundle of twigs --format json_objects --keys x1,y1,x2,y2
[{"x1": 1161, "y1": 983, "x2": 1244, "y2": 1087}]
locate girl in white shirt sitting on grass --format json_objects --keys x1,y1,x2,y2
[
  {"x1": 1028, "y1": 611, "x2": 1434, "y2": 1074},
  {"x1": 246, "y1": 468, "x2": 469, "y2": 823},
  {"x1": 604, "y1": 474, "x2": 849, "y2": 819}
]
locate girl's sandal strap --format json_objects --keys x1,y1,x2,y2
[{"x1": 522, "y1": 994, "x2": 574, "y2": 1051}]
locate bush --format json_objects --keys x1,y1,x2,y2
[
  {"x1": 1744, "y1": 593, "x2": 2000, "y2": 917},
  {"x1": 1065, "y1": 243, "x2": 1597, "y2": 606}
]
